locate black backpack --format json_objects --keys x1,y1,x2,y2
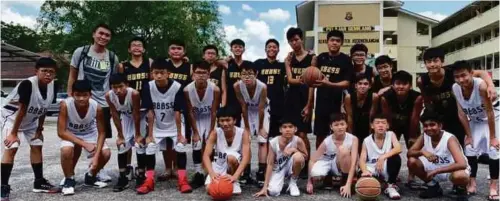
[{"x1": 76, "y1": 45, "x2": 116, "y2": 73}]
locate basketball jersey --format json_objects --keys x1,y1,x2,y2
[
  {"x1": 123, "y1": 60, "x2": 150, "y2": 91},
  {"x1": 65, "y1": 97, "x2": 98, "y2": 136},
  {"x1": 420, "y1": 69, "x2": 459, "y2": 122},
  {"x1": 320, "y1": 133, "x2": 355, "y2": 161},
  {"x1": 372, "y1": 75, "x2": 390, "y2": 93},
  {"x1": 108, "y1": 87, "x2": 134, "y2": 119},
  {"x1": 270, "y1": 136, "x2": 299, "y2": 172},
  {"x1": 255, "y1": 58, "x2": 286, "y2": 116},
  {"x1": 148, "y1": 80, "x2": 182, "y2": 137},
  {"x1": 209, "y1": 65, "x2": 224, "y2": 90},
  {"x1": 186, "y1": 81, "x2": 215, "y2": 136},
  {"x1": 285, "y1": 54, "x2": 313, "y2": 115},
  {"x1": 226, "y1": 60, "x2": 253, "y2": 111},
  {"x1": 239, "y1": 79, "x2": 267, "y2": 134},
  {"x1": 383, "y1": 88, "x2": 420, "y2": 132},
  {"x1": 316, "y1": 52, "x2": 353, "y2": 114},
  {"x1": 422, "y1": 131, "x2": 464, "y2": 167},
  {"x1": 167, "y1": 60, "x2": 191, "y2": 88},
  {"x1": 1, "y1": 76, "x2": 54, "y2": 131},
  {"x1": 214, "y1": 127, "x2": 244, "y2": 167},
  {"x1": 350, "y1": 92, "x2": 372, "y2": 140},
  {"x1": 364, "y1": 132, "x2": 393, "y2": 164},
  {"x1": 453, "y1": 78, "x2": 500, "y2": 123}
]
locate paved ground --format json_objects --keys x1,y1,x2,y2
[{"x1": 4, "y1": 117, "x2": 495, "y2": 201}]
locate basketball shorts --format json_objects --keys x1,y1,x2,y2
[
  {"x1": 242, "y1": 109, "x2": 269, "y2": 143},
  {"x1": 60, "y1": 132, "x2": 110, "y2": 158},
  {"x1": 310, "y1": 158, "x2": 341, "y2": 177},
  {"x1": 419, "y1": 156, "x2": 471, "y2": 182},
  {"x1": 365, "y1": 161, "x2": 389, "y2": 181},
  {"x1": 465, "y1": 119, "x2": 500, "y2": 160},
  {"x1": 191, "y1": 115, "x2": 212, "y2": 151},
  {"x1": 267, "y1": 155, "x2": 305, "y2": 196},
  {"x1": 2, "y1": 126, "x2": 42, "y2": 149},
  {"x1": 118, "y1": 113, "x2": 147, "y2": 154}
]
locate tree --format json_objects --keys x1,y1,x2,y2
[
  {"x1": 37, "y1": 1, "x2": 226, "y2": 62},
  {"x1": 1, "y1": 22, "x2": 43, "y2": 52}
]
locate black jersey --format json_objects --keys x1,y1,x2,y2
[
  {"x1": 255, "y1": 58, "x2": 286, "y2": 116},
  {"x1": 166, "y1": 60, "x2": 192, "y2": 88},
  {"x1": 350, "y1": 92, "x2": 372, "y2": 141},
  {"x1": 226, "y1": 60, "x2": 253, "y2": 112},
  {"x1": 123, "y1": 60, "x2": 150, "y2": 92},
  {"x1": 285, "y1": 54, "x2": 313, "y2": 114},
  {"x1": 382, "y1": 88, "x2": 420, "y2": 133},
  {"x1": 315, "y1": 52, "x2": 353, "y2": 115},
  {"x1": 209, "y1": 65, "x2": 224, "y2": 90},
  {"x1": 372, "y1": 75, "x2": 391, "y2": 93},
  {"x1": 420, "y1": 69, "x2": 458, "y2": 121}
]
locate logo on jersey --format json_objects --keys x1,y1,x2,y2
[
  {"x1": 229, "y1": 72, "x2": 241, "y2": 79},
  {"x1": 153, "y1": 102, "x2": 175, "y2": 110},
  {"x1": 119, "y1": 110, "x2": 133, "y2": 116},
  {"x1": 169, "y1": 73, "x2": 188, "y2": 81},
  {"x1": 246, "y1": 102, "x2": 259, "y2": 107},
  {"x1": 127, "y1": 73, "x2": 148, "y2": 81},
  {"x1": 368, "y1": 158, "x2": 378, "y2": 164},
  {"x1": 27, "y1": 106, "x2": 47, "y2": 116},
  {"x1": 260, "y1": 69, "x2": 281, "y2": 75},
  {"x1": 462, "y1": 105, "x2": 485, "y2": 116},
  {"x1": 69, "y1": 122, "x2": 94, "y2": 133},
  {"x1": 432, "y1": 156, "x2": 450, "y2": 164},
  {"x1": 273, "y1": 155, "x2": 290, "y2": 171},
  {"x1": 193, "y1": 105, "x2": 211, "y2": 115}
]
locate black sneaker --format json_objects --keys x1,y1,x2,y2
[
  {"x1": 113, "y1": 176, "x2": 130, "y2": 192},
  {"x1": 256, "y1": 171, "x2": 265, "y2": 188},
  {"x1": 126, "y1": 166, "x2": 134, "y2": 181},
  {"x1": 33, "y1": 178, "x2": 59, "y2": 193},
  {"x1": 299, "y1": 168, "x2": 308, "y2": 179},
  {"x1": 189, "y1": 173, "x2": 205, "y2": 189},
  {"x1": 454, "y1": 186, "x2": 468, "y2": 201},
  {"x1": 135, "y1": 170, "x2": 145, "y2": 189},
  {"x1": 419, "y1": 183, "x2": 443, "y2": 199},
  {"x1": 62, "y1": 178, "x2": 76, "y2": 196},
  {"x1": 84, "y1": 173, "x2": 108, "y2": 188},
  {"x1": 1, "y1": 184, "x2": 10, "y2": 201},
  {"x1": 239, "y1": 174, "x2": 255, "y2": 185}
]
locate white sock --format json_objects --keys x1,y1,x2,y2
[
  {"x1": 194, "y1": 164, "x2": 203, "y2": 174},
  {"x1": 427, "y1": 179, "x2": 437, "y2": 186}
]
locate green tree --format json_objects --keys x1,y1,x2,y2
[{"x1": 1, "y1": 22, "x2": 42, "y2": 52}]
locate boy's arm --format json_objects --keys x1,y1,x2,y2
[
  {"x1": 346, "y1": 137, "x2": 359, "y2": 186},
  {"x1": 381, "y1": 132, "x2": 402, "y2": 159},
  {"x1": 105, "y1": 93, "x2": 124, "y2": 140},
  {"x1": 296, "y1": 137, "x2": 308, "y2": 159},
  {"x1": 407, "y1": 135, "x2": 425, "y2": 157},
  {"x1": 184, "y1": 89, "x2": 199, "y2": 136},
  {"x1": 308, "y1": 142, "x2": 326, "y2": 176},
  {"x1": 358, "y1": 141, "x2": 369, "y2": 173},
  {"x1": 455, "y1": 97, "x2": 472, "y2": 144},
  {"x1": 234, "y1": 83, "x2": 250, "y2": 130},
  {"x1": 472, "y1": 70, "x2": 497, "y2": 100},
  {"x1": 344, "y1": 94, "x2": 353, "y2": 133},
  {"x1": 409, "y1": 96, "x2": 424, "y2": 140},
  {"x1": 262, "y1": 144, "x2": 276, "y2": 190},
  {"x1": 131, "y1": 90, "x2": 141, "y2": 138},
  {"x1": 479, "y1": 82, "x2": 498, "y2": 147},
  {"x1": 94, "y1": 106, "x2": 106, "y2": 158},
  {"x1": 221, "y1": 70, "x2": 227, "y2": 107}
]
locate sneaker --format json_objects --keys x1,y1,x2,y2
[
  {"x1": 299, "y1": 168, "x2": 308, "y2": 179},
  {"x1": 189, "y1": 172, "x2": 205, "y2": 189},
  {"x1": 177, "y1": 170, "x2": 192, "y2": 193},
  {"x1": 135, "y1": 175, "x2": 145, "y2": 190},
  {"x1": 239, "y1": 174, "x2": 255, "y2": 185},
  {"x1": 1, "y1": 184, "x2": 11, "y2": 201},
  {"x1": 232, "y1": 182, "x2": 242, "y2": 195},
  {"x1": 96, "y1": 170, "x2": 112, "y2": 183},
  {"x1": 136, "y1": 177, "x2": 154, "y2": 194},
  {"x1": 59, "y1": 178, "x2": 65, "y2": 187},
  {"x1": 455, "y1": 186, "x2": 468, "y2": 201},
  {"x1": 256, "y1": 171, "x2": 265, "y2": 188},
  {"x1": 287, "y1": 178, "x2": 300, "y2": 197},
  {"x1": 33, "y1": 178, "x2": 59, "y2": 193},
  {"x1": 62, "y1": 178, "x2": 76, "y2": 196},
  {"x1": 126, "y1": 166, "x2": 134, "y2": 181},
  {"x1": 113, "y1": 176, "x2": 130, "y2": 192},
  {"x1": 84, "y1": 173, "x2": 108, "y2": 188},
  {"x1": 384, "y1": 183, "x2": 401, "y2": 200},
  {"x1": 419, "y1": 182, "x2": 443, "y2": 199},
  {"x1": 406, "y1": 180, "x2": 425, "y2": 190}
]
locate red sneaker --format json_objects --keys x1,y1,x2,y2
[
  {"x1": 136, "y1": 177, "x2": 155, "y2": 194},
  {"x1": 177, "y1": 170, "x2": 192, "y2": 193}
]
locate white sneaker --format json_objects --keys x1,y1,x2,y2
[
  {"x1": 96, "y1": 169, "x2": 112, "y2": 182},
  {"x1": 287, "y1": 178, "x2": 300, "y2": 197},
  {"x1": 232, "y1": 182, "x2": 242, "y2": 195},
  {"x1": 62, "y1": 186, "x2": 74, "y2": 196},
  {"x1": 384, "y1": 184, "x2": 401, "y2": 200}
]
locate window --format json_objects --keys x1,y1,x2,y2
[
  {"x1": 416, "y1": 46, "x2": 428, "y2": 61},
  {"x1": 484, "y1": 31, "x2": 492, "y2": 41},
  {"x1": 473, "y1": 35, "x2": 481, "y2": 44},
  {"x1": 464, "y1": 39, "x2": 471, "y2": 48},
  {"x1": 495, "y1": 28, "x2": 499, "y2": 38},
  {"x1": 417, "y1": 22, "x2": 429, "y2": 35},
  {"x1": 383, "y1": 9, "x2": 398, "y2": 17},
  {"x1": 383, "y1": 35, "x2": 398, "y2": 45}
]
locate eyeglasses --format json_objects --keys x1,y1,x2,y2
[{"x1": 240, "y1": 73, "x2": 255, "y2": 78}]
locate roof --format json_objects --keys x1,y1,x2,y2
[
  {"x1": 438, "y1": 1, "x2": 480, "y2": 24},
  {"x1": 1, "y1": 42, "x2": 41, "y2": 79},
  {"x1": 397, "y1": 8, "x2": 439, "y2": 24},
  {"x1": 1, "y1": 42, "x2": 41, "y2": 62}
]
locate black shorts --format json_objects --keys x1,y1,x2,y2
[
  {"x1": 442, "y1": 119, "x2": 465, "y2": 147},
  {"x1": 102, "y1": 107, "x2": 112, "y2": 138},
  {"x1": 313, "y1": 113, "x2": 331, "y2": 136},
  {"x1": 183, "y1": 110, "x2": 192, "y2": 140},
  {"x1": 268, "y1": 115, "x2": 282, "y2": 138}
]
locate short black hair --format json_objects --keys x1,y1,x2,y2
[
  {"x1": 203, "y1": 45, "x2": 218, "y2": 55},
  {"x1": 230, "y1": 39, "x2": 245, "y2": 47},
  {"x1": 109, "y1": 74, "x2": 128, "y2": 85},
  {"x1": 279, "y1": 117, "x2": 296, "y2": 126},
  {"x1": 92, "y1": 23, "x2": 113, "y2": 35},
  {"x1": 420, "y1": 110, "x2": 443, "y2": 124},
  {"x1": 350, "y1": 43, "x2": 368, "y2": 55},
  {"x1": 128, "y1": 36, "x2": 146, "y2": 48},
  {"x1": 286, "y1": 27, "x2": 303, "y2": 40},
  {"x1": 265, "y1": 39, "x2": 280, "y2": 47},
  {"x1": 371, "y1": 113, "x2": 388, "y2": 123},
  {"x1": 327, "y1": 30, "x2": 344, "y2": 42},
  {"x1": 451, "y1": 60, "x2": 472, "y2": 73},
  {"x1": 193, "y1": 61, "x2": 211, "y2": 72},
  {"x1": 354, "y1": 74, "x2": 371, "y2": 84},
  {"x1": 35, "y1": 57, "x2": 57, "y2": 69},
  {"x1": 240, "y1": 62, "x2": 257, "y2": 74},
  {"x1": 151, "y1": 58, "x2": 169, "y2": 70},
  {"x1": 329, "y1": 113, "x2": 347, "y2": 124},
  {"x1": 169, "y1": 39, "x2": 185, "y2": 48},
  {"x1": 216, "y1": 107, "x2": 237, "y2": 119},
  {"x1": 392, "y1": 70, "x2": 413, "y2": 85},
  {"x1": 375, "y1": 55, "x2": 393, "y2": 67},
  {"x1": 423, "y1": 47, "x2": 445, "y2": 62},
  {"x1": 72, "y1": 80, "x2": 92, "y2": 93}
]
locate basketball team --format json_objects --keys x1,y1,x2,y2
[{"x1": 1, "y1": 23, "x2": 499, "y2": 201}]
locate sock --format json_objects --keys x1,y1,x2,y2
[
  {"x1": 136, "y1": 153, "x2": 146, "y2": 171},
  {"x1": 176, "y1": 152, "x2": 187, "y2": 169},
  {"x1": 489, "y1": 159, "x2": 499, "y2": 179},
  {"x1": 244, "y1": 164, "x2": 251, "y2": 177},
  {"x1": 467, "y1": 156, "x2": 478, "y2": 177},
  {"x1": 194, "y1": 164, "x2": 203, "y2": 174},
  {"x1": 387, "y1": 155, "x2": 402, "y2": 184},
  {"x1": 145, "y1": 154, "x2": 155, "y2": 171},
  {"x1": 192, "y1": 150, "x2": 202, "y2": 173},
  {"x1": 258, "y1": 163, "x2": 266, "y2": 173},
  {"x1": 1, "y1": 163, "x2": 13, "y2": 185},
  {"x1": 118, "y1": 153, "x2": 128, "y2": 177},
  {"x1": 31, "y1": 163, "x2": 43, "y2": 180}
]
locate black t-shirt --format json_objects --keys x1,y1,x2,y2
[
  {"x1": 209, "y1": 65, "x2": 224, "y2": 90},
  {"x1": 141, "y1": 79, "x2": 184, "y2": 112},
  {"x1": 123, "y1": 60, "x2": 150, "y2": 92},
  {"x1": 166, "y1": 60, "x2": 192, "y2": 88},
  {"x1": 255, "y1": 58, "x2": 286, "y2": 116},
  {"x1": 17, "y1": 80, "x2": 51, "y2": 106},
  {"x1": 350, "y1": 91, "x2": 372, "y2": 140},
  {"x1": 226, "y1": 60, "x2": 253, "y2": 111},
  {"x1": 420, "y1": 68, "x2": 458, "y2": 122},
  {"x1": 382, "y1": 88, "x2": 420, "y2": 132},
  {"x1": 315, "y1": 52, "x2": 353, "y2": 115},
  {"x1": 372, "y1": 75, "x2": 391, "y2": 93},
  {"x1": 285, "y1": 54, "x2": 314, "y2": 114}
]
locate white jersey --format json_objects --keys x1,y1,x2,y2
[
  {"x1": 108, "y1": 87, "x2": 134, "y2": 119},
  {"x1": 186, "y1": 81, "x2": 215, "y2": 137},
  {"x1": 270, "y1": 136, "x2": 299, "y2": 172},
  {"x1": 364, "y1": 132, "x2": 393, "y2": 165},
  {"x1": 422, "y1": 131, "x2": 465, "y2": 168},
  {"x1": 65, "y1": 97, "x2": 98, "y2": 136},
  {"x1": 214, "y1": 127, "x2": 244, "y2": 167},
  {"x1": 239, "y1": 79, "x2": 267, "y2": 134},
  {"x1": 1, "y1": 76, "x2": 54, "y2": 131},
  {"x1": 149, "y1": 80, "x2": 182, "y2": 137},
  {"x1": 453, "y1": 77, "x2": 500, "y2": 123},
  {"x1": 320, "y1": 133, "x2": 355, "y2": 161}
]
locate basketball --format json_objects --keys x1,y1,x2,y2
[
  {"x1": 301, "y1": 66, "x2": 324, "y2": 86},
  {"x1": 207, "y1": 179, "x2": 233, "y2": 201},
  {"x1": 355, "y1": 177, "x2": 381, "y2": 200}
]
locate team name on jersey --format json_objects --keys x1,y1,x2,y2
[
  {"x1": 193, "y1": 105, "x2": 211, "y2": 115},
  {"x1": 68, "y1": 122, "x2": 93, "y2": 133},
  {"x1": 432, "y1": 156, "x2": 450, "y2": 164},
  {"x1": 432, "y1": 91, "x2": 452, "y2": 101},
  {"x1": 120, "y1": 110, "x2": 133, "y2": 116},
  {"x1": 127, "y1": 73, "x2": 148, "y2": 81},
  {"x1": 462, "y1": 104, "x2": 485, "y2": 116},
  {"x1": 319, "y1": 66, "x2": 341, "y2": 75},
  {"x1": 292, "y1": 68, "x2": 305, "y2": 76},
  {"x1": 246, "y1": 102, "x2": 259, "y2": 107},
  {"x1": 393, "y1": 114, "x2": 409, "y2": 122},
  {"x1": 214, "y1": 150, "x2": 227, "y2": 160},
  {"x1": 260, "y1": 69, "x2": 281, "y2": 75},
  {"x1": 153, "y1": 101, "x2": 175, "y2": 110},
  {"x1": 273, "y1": 155, "x2": 290, "y2": 171},
  {"x1": 27, "y1": 106, "x2": 47, "y2": 115},
  {"x1": 169, "y1": 73, "x2": 188, "y2": 81},
  {"x1": 209, "y1": 78, "x2": 219, "y2": 86},
  {"x1": 229, "y1": 72, "x2": 241, "y2": 79}
]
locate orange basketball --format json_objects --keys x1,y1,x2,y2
[
  {"x1": 207, "y1": 179, "x2": 233, "y2": 201},
  {"x1": 355, "y1": 177, "x2": 381, "y2": 200},
  {"x1": 301, "y1": 66, "x2": 324, "y2": 87}
]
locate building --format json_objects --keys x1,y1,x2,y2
[
  {"x1": 1, "y1": 42, "x2": 42, "y2": 93},
  {"x1": 296, "y1": 1, "x2": 438, "y2": 87}
]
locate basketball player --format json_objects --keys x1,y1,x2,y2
[
  {"x1": 418, "y1": 47, "x2": 496, "y2": 147},
  {"x1": 451, "y1": 60, "x2": 499, "y2": 199},
  {"x1": 1, "y1": 58, "x2": 59, "y2": 200},
  {"x1": 202, "y1": 45, "x2": 227, "y2": 106},
  {"x1": 58, "y1": 80, "x2": 112, "y2": 195},
  {"x1": 255, "y1": 38, "x2": 286, "y2": 185},
  {"x1": 313, "y1": 30, "x2": 353, "y2": 149},
  {"x1": 117, "y1": 36, "x2": 151, "y2": 187},
  {"x1": 105, "y1": 74, "x2": 141, "y2": 192},
  {"x1": 344, "y1": 74, "x2": 378, "y2": 147},
  {"x1": 407, "y1": 111, "x2": 470, "y2": 200},
  {"x1": 136, "y1": 58, "x2": 192, "y2": 194},
  {"x1": 359, "y1": 114, "x2": 402, "y2": 200},
  {"x1": 372, "y1": 55, "x2": 394, "y2": 94},
  {"x1": 284, "y1": 27, "x2": 316, "y2": 178},
  {"x1": 307, "y1": 113, "x2": 359, "y2": 197},
  {"x1": 184, "y1": 62, "x2": 221, "y2": 189},
  {"x1": 203, "y1": 107, "x2": 251, "y2": 194},
  {"x1": 254, "y1": 119, "x2": 308, "y2": 197}
]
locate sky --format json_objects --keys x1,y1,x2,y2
[{"x1": 1, "y1": 0, "x2": 472, "y2": 60}]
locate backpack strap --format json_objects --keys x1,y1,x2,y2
[
  {"x1": 76, "y1": 45, "x2": 91, "y2": 69},
  {"x1": 109, "y1": 50, "x2": 116, "y2": 74}
]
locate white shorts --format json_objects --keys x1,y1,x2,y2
[
  {"x1": 153, "y1": 134, "x2": 186, "y2": 153},
  {"x1": 119, "y1": 115, "x2": 147, "y2": 154},
  {"x1": 465, "y1": 120, "x2": 500, "y2": 159},
  {"x1": 365, "y1": 161, "x2": 389, "y2": 181},
  {"x1": 267, "y1": 155, "x2": 305, "y2": 196},
  {"x1": 60, "y1": 133, "x2": 110, "y2": 158},
  {"x1": 419, "y1": 156, "x2": 471, "y2": 182},
  {"x1": 310, "y1": 158, "x2": 341, "y2": 177},
  {"x1": 2, "y1": 126, "x2": 41, "y2": 149},
  {"x1": 204, "y1": 151, "x2": 241, "y2": 185},
  {"x1": 192, "y1": 116, "x2": 212, "y2": 151},
  {"x1": 243, "y1": 108, "x2": 270, "y2": 143}
]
